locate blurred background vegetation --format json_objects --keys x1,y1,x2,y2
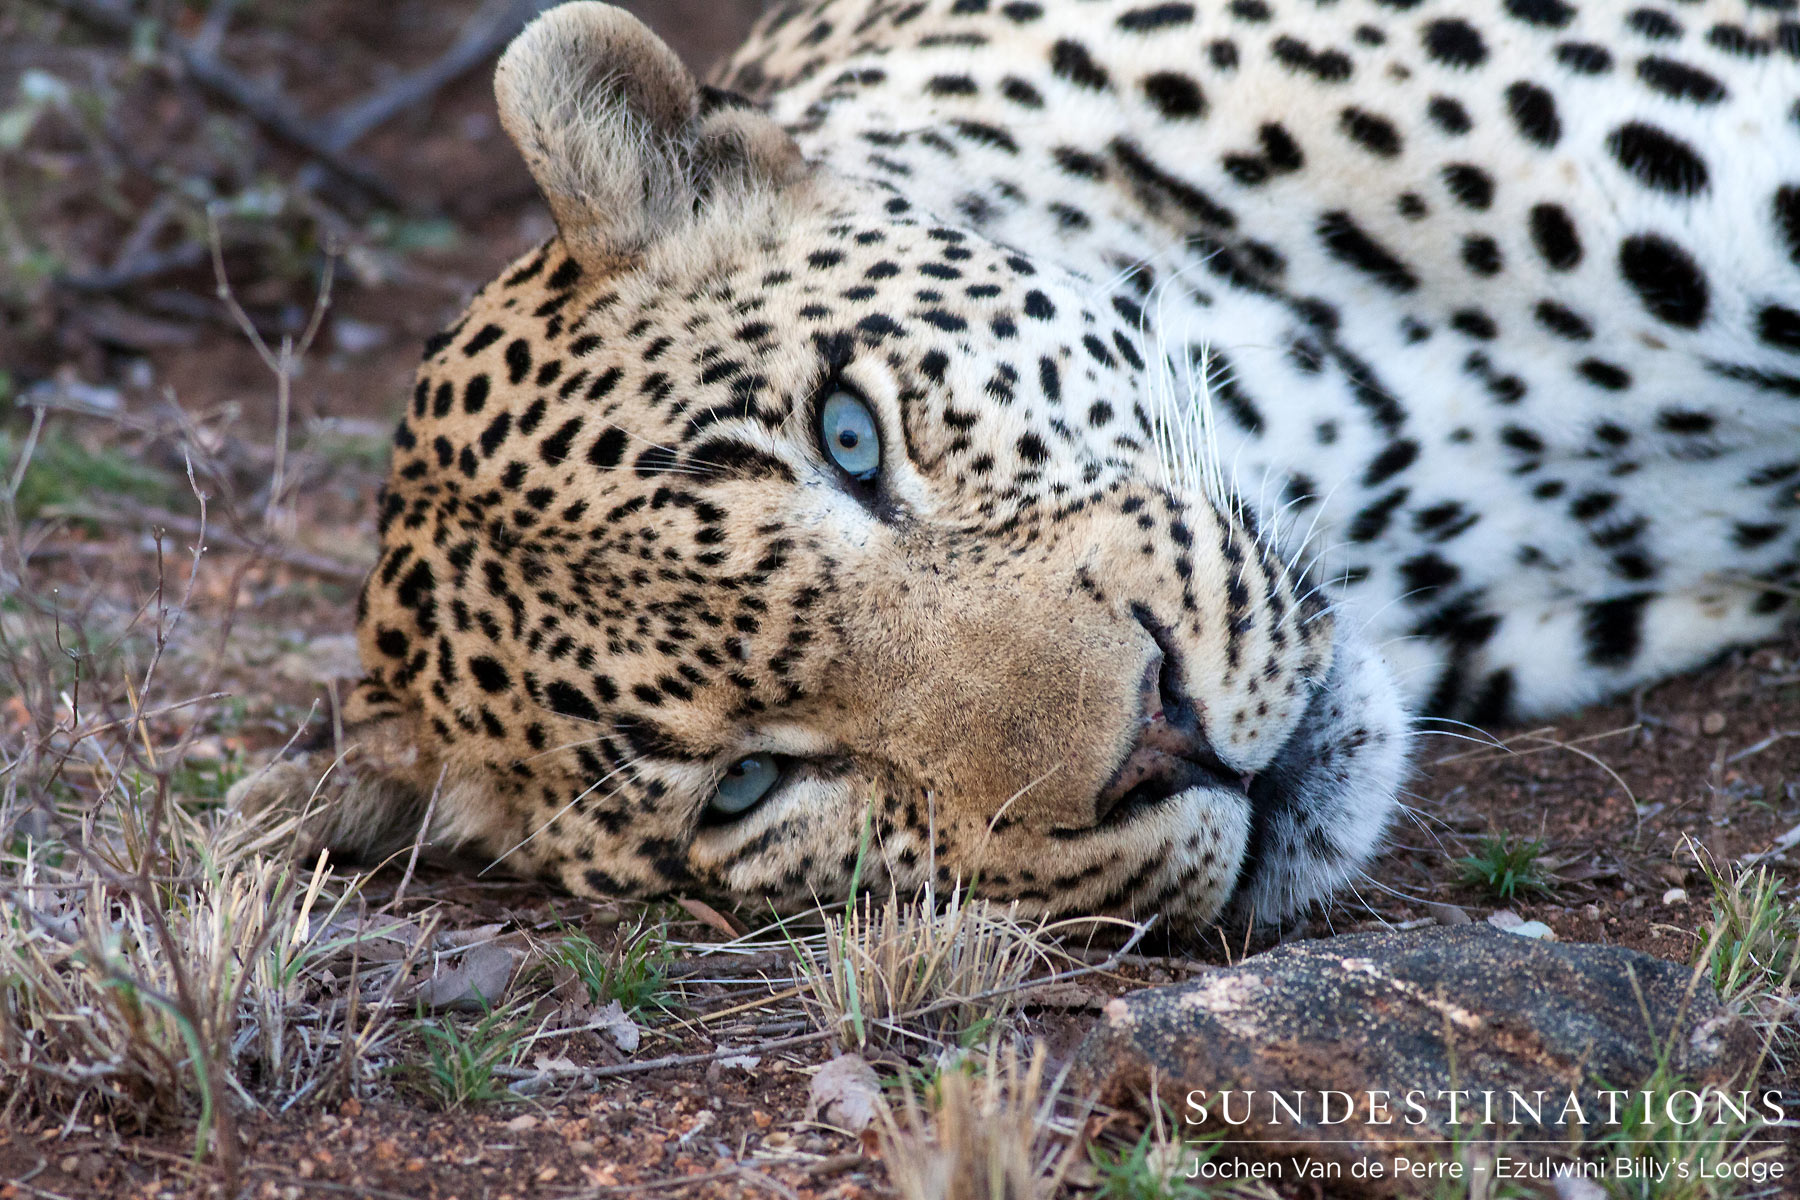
[{"x1": 0, "y1": 0, "x2": 765, "y2": 439}]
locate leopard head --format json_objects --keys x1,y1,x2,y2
[{"x1": 240, "y1": 2, "x2": 1408, "y2": 931}]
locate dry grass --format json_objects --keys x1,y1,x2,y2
[
  {"x1": 1, "y1": 197, "x2": 1790, "y2": 1200},
  {"x1": 1588, "y1": 1060, "x2": 1786, "y2": 1200},
  {"x1": 1691, "y1": 853, "x2": 1799, "y2": 1044},
  {"x1": 0, "y1": 237, "x2": 434, "y2": 1179},
  {"x1": 0, "y1": 794, "x2": 424, "y2": 1138},
  {"x1": 0, "y1": 436, "x2": 433, "y2": 1172},
  {"x1": 1549, "y1": 862, "x2": 1798, "y2": 1200},
  {"x1": 1081, "y1": 1095, "x2": 1280, "y2": 1200},
  {"x1": 790, "y1": 883, "x2": 1066, "y2": 1053},
  {"x1": 877, "y1": 1041, "x2": 1085, "y2": 1200}
]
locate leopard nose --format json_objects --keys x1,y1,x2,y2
[
  {"x1": 1133, "y1": 652, "x2": 1165, "y2": 730},
  {"x1": 1091, "y1": 645, "x2": 1251, "y2": 828}
]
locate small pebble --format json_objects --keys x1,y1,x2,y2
[
  {"x1": 1490, "y1": 910, "x2": 1562, "y2": 935},
  {"x1": 1661, "y1": 887, "x2": 1687, "y2": 905},
  {"x1": 332, "y1": 317, "x2": 390, "y2": 355},
  {"x1": 1489, "y1": 909, "x2": 1556, "y2": 939}
]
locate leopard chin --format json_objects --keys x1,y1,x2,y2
[{"x1": 1228, "y1": 630, "x2": 1410, "y2": 924}]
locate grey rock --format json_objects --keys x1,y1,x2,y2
[{"x1": 1071, "y1": 927, "x2": 1756, "y2": 1184}]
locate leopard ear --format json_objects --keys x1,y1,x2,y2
[{"x1": 494, "y1": 2, "x2": 803, "y2": 265}]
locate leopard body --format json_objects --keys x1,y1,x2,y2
[{"x1": 235, "y1": 0, "x2": 1800, "y2": 929}]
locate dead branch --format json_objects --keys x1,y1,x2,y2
[
  {"x1": 57, "y1": 503, "x2": 368, "y2": 584},
  {"x1": 322, "y1": 0, "x2": 548, "y2": 151},
  {"x1": 664, "y1": 950, "x2": 794, "y2": 980},
  {"x1": 1060, "y1": 947, "x2": 1214, "y2": 974},
  {"x1": 572, "y1": 1165, "x2": 783, "y2": 1198},
  {"x1": 41, "y1": 0, "x2": 406, "y2": 208},
  {"x1": 57, "y1": 243, "x2": 209, "y2": 294},
  {"x1": 555, "y1": 1028, "x2": 840, "y2": 1082}
]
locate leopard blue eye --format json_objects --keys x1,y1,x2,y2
[
  {"x1": 820, "y1": 391, "x2": 880, "y2": 480},
  {"x1": 712, "y1": 753, "x2": 780, "y2": 816}
]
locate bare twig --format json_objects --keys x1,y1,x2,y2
[
  {"x1": 5, "y1": 406, "x2": 48, "y2": 498},
  {"x1": 1060, "y1": 946, "x2": 1214, "y2": 974},
  {"x1": 572, "y1": 1164, "x2": 802, "y2": 1198},
  {"x1": 191, "y1": 0, "x2": 241, "y2": 56},
  {"x1": 1727, "y1": 730, "x2": 1800, "y2": 765},
  {"x1": 1743, "y1": 823, "x2": 1800, "y2": 867},
  {"x1": 665, "y1": 951, "x2": 795, "y2": 980},
  {"x1": 254, "y1": 1176, "x2": 422, "y2": 1200},
  {"x1": 390, "y1": 766, "x2": 446, "y2": 909},
  {"x1": 688, "y1": 985, "x2": 807, "y2": 1026},
  {"x1": 207, "y1": 211, "x2": 335, "y2": 527}
]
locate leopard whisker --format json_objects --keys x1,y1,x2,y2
[{"x1": 480, "y1": 753, "x2": 646, "y2": 873}]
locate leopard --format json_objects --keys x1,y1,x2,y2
[{"x1": 234, "y1": 0, "x2": 1800, "y2": 932}]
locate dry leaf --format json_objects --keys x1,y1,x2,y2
[
  {"x1": 320, "y1": 917, "x2": 426, "y2": 963},
  {"x1": 543, "y1": 959, "x2": 588, "y2": 1008},
  {"x1": 1553, "y1": 861, "x2": 1618, "y2": 883},
  {"x1": 510, "y1": 1054, "x2": 585, "y2": 1096},
  {"x1": 417, "y1": 942, "x2": 520, "y2": 1011},
  {"x1": 1424, "y1": 900, "x2": 1471, "y2": 926},
  {"x1": 593, "y1": 999, "x2": 640, "y2": 1053},
  {"x1": 676, "y1": 897, "x2": 745, "y2": 937},
  {"x1": 806, "y1": 1053, "x2": 884, "y2": 1132}
]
